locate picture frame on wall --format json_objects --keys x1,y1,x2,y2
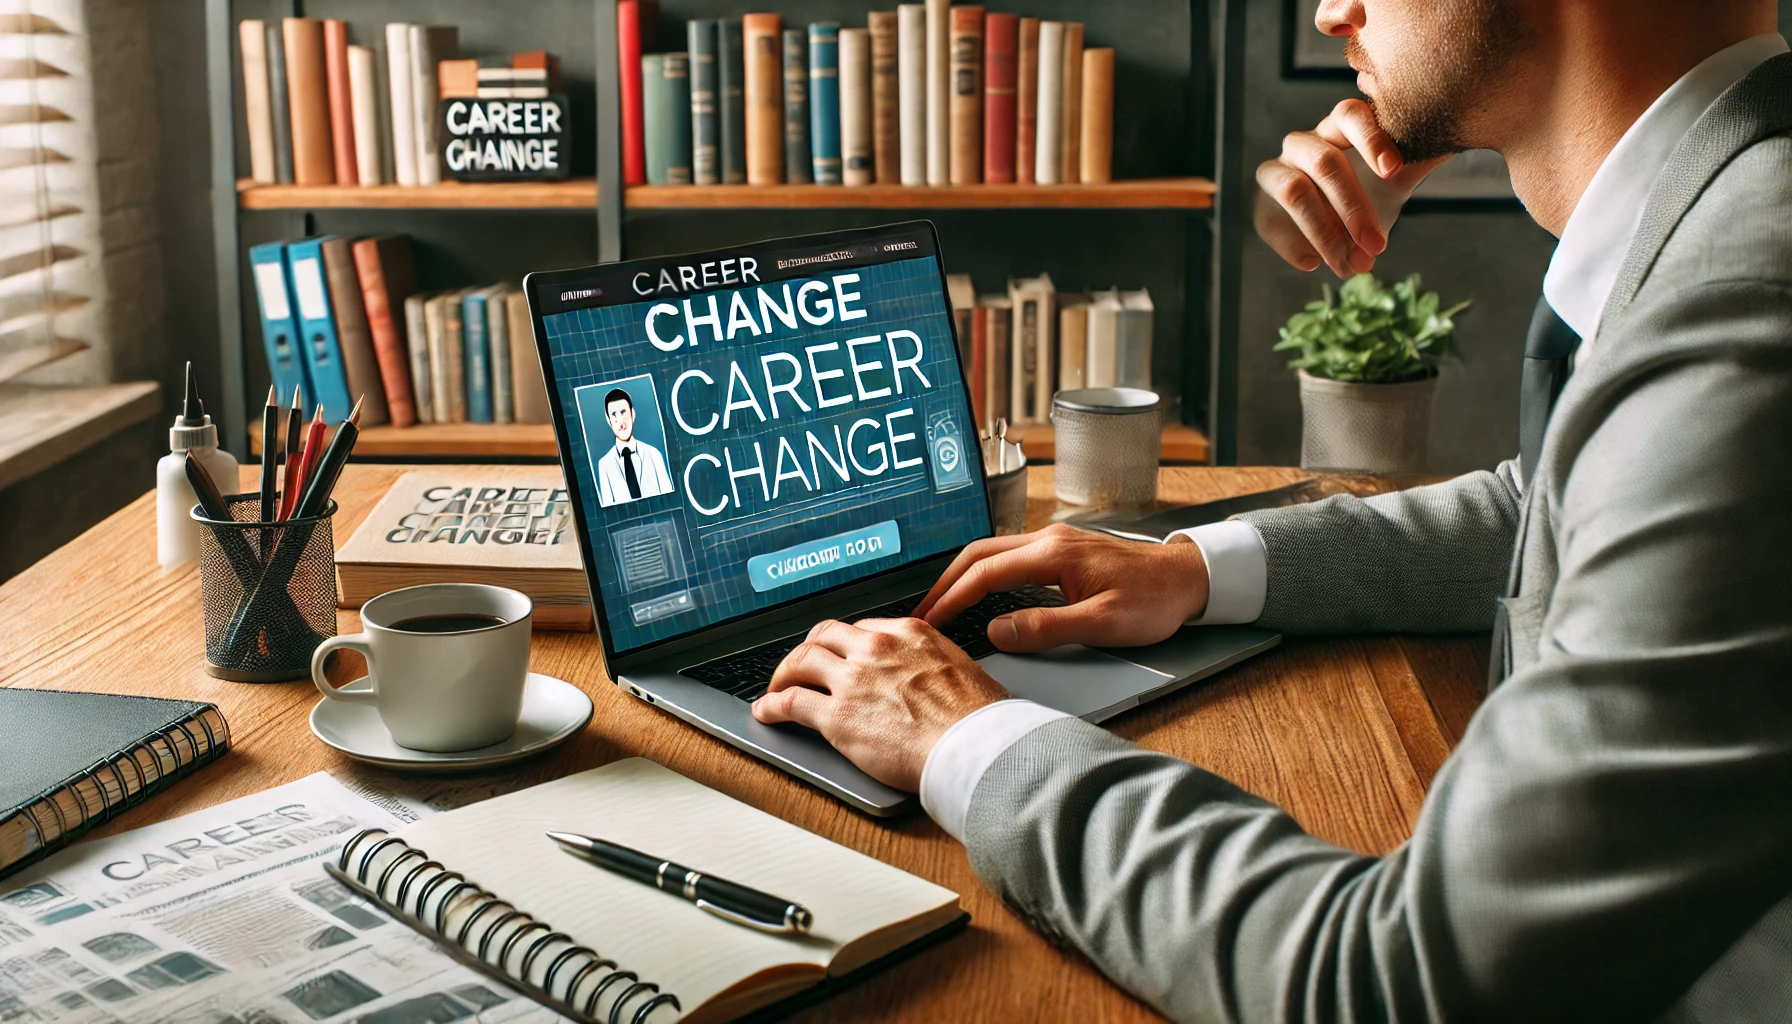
[{"x1": 1283, "y1": 0, "x2": 1354, "y2": 79}]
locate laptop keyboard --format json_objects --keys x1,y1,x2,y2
[{"x1": 680, "y1": 585, "x2": 1067, "y2": 702}]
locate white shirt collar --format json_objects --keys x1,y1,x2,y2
[{"x1": 1542, "y1": 33, "x2": 1788, "y2": 343}]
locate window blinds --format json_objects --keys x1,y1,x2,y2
[{"x1": 0, "y1": 2, "x2": 107, "y2": 387}]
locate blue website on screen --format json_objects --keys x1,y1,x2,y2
[{"x1": 536, "y1": 227, "x2": 990, "y2": 655}]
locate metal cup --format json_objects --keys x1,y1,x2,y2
[{"x1": 1050, "y1": 388, "x2": 1163, "y2": 508}]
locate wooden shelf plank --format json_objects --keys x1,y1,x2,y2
[
  {"x1": 236, "y1": 177, "x2": 1215, "y2": 211},
  {"x1": 250, "y1": 419, "x2": 1208, "y2": 464},
  {"x1": 626, "y1": 178, "x2": 1215, "y2": 209}
]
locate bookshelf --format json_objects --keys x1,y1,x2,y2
[
  {"x1": 248, "y1": 418, "x2": 1211, "y2": 465},
  {"x1": 207, "y1": 0, "x2": 1249, "y2": 464}
]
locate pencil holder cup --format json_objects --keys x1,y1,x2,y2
[
  {"x1": 1050, "y1": 388, "x2": 1163, "y2": 509},
  {"x1": 194, "y1": 494, "x2": 339, "y2": 683}
]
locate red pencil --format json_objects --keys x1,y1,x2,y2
[{"x1": 279, "y1": 406, "x2": 329, "y2": 520}]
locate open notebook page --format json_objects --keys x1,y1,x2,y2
[{"x1": 394, "y1": 758, "x2": 961, "y2": 1021}]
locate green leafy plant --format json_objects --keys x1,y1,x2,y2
[{"x1": 1275, "y1": 273, "x2": 1471, "y2": 384}]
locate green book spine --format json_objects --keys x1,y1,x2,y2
[
  {"x1": 689, "y1": 20, "x2": 720, "y2": 185},
  {"x1": 719, "y1": 20, "x2": 747, "y2": 184},
  {"x1": 782, "y1": 29, "x2": 812, "y2": 184},
  {"x1": 645, "y1": 53, "x2": 693, "y2": 185}
]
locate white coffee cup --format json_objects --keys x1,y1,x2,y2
[{"x1": 311, "y1": 583, "x2": 533, "y2": 751}]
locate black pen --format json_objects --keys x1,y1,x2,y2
[{"x1": 547, "y1": 831, "x2": 814, "y2": 935}]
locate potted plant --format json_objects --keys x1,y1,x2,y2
[{"x1": 1275, "y1": 272, "x2": 1470, "y2": 474}]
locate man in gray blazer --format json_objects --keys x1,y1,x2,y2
[{"x1": 753, "y1": 0, "x2": 1792, "y2": 1019}]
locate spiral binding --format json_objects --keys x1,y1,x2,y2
[
  {"x1": 337, "y1": 829, "x2": 682, "y2": 1024},
  {"x1": 13, "y1": 707, "x2": 229, "y2": 876}
]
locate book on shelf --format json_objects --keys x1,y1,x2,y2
[
  {"x1": 946, "y1": 273, "x2": 975, "y2": 372},
  {"x1": 285, "y1": 237, "x2": 355, "y2": 424},
  {"x1": 809, "y1": 22, "x2": 842, "y2": 185},
  {"x1": 983, "y1": 12, "x2": 1018, "y2": 185},
  {"x1": 1059, "y1": 22, "x2": 1084, "y2": 186},
  {"x1": 1086, "y1": 286, "x2": 1154, "y2": 390},
  {"x1": 1081, "y1": 47, "x2": 1115, "y2": 183},
  {"x1": 1015, "y1": 16, "x2": 1039, "y2": 185},
  {"x1": 718, "y1": 19, "x2": 748, "y2": 184},
  {"x1": 743, "y1": 13, "x2": 783, "y2": 185},
  {"x1": 239, "y1": 20, "x2": 276, "y2": 184},
  {"x1": 247, "y1": 242, "x2": 312, "y2": 409},
  {"x1": 1057, "y1": 292, "x2": 1091, "y2": 392},
  {"x1": 461, "y1": 286, "x2": 500, "y2": 423},
  {"x1": 323, "y1": 19, "x2": 358, "y2": 186},
  {"x1": 404, "y1": 291, "x2": 434, "y2": 424},
  {"x1": 265, "y1": 21, "x2": 295, "y2": 184},
  {"x1": 1, "y1": 690, "x2": 229, "y2": 880},
  {"x1": 384, "y1": 23, "x2": 418, "y2": 186},
  {"x1": 330, "y1": 758, "x2": 964, "y2": 1022},
  {"x1": 347, "y1": 43, "x2": 383, "y2": 185},
  {"x1": 441, "y1": 288, "x2": 469, "y2": 423},
  {"x1": 897, "y1": 4, "x2": 926, "y2": 186},
  {"x1": 1009, "y1": 273, "x2": 1055, "y2": 425},
  {"x1": 978, "y1": 294, "x2": 1012, "y2": 432},
  {"x1": 618, "y1": 0, "x2": 653, "y2": 186},
  {"x1": 423, "y1": 291, "x2": 454, "y2": 424},
  {"x1": 351, "y1": 235, "x2": 418, "y2": 427},
  {"x1": 839, "y1": 27, "x2": 872, "y2": 185},
  {"x1": 333, "y1": 467, "x2": 592, "y2": 629},
  {"x1": 319, "y1": 235, "x2": 389, "y2": 427},
  {"x1": 948, "y1": 5, "x2": 983, "y2": 186},
  {"x1": 408, "y1": 26, "x2": 458, "y2": 186},
  {"x1": 1034, "y1": 21, "x2": 1064, "y2": 186},
  {"x1": 689, "y1": 20, "x2": 721, "y2": 185},
  {"x1": 507, "y1": 285, "x2": 553, "y2": 425},
  {"x1": 282, "y1": 17, "x2": 334, "y2": 186},
  {"x1": 781, "y1": 29, "x2": 813, "y2": 185},
  {"x1": 643, "y1": 52, "x2": 693, "y2": 186},
  {"x1": 868, "y1": 10, "x2": 900, "y2": 184},
  {"x1": 925, "y1": 0, "x2": 949, "y2": 186},
  {"x1": 488, "y1": 289, "x2": 515, "y2": 424}
]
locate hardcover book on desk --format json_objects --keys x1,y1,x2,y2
[
  {"x1": 334, "y1": 467, "x2": 592, "y2": 630},
  {"x1": 1, "y1": 690, "x2": 228, "y2": 880}
]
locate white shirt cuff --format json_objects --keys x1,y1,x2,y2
[
  {"x1": 920, "y1": 699, "x2": 1071, "y2": 842},
  {"x1": 1165, "y1": 520, "x2": 1269, "y2": 625}
]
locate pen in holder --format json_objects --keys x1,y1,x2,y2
[{"x1": 194, "y1": 494, "x2": 338, "y2": 682}]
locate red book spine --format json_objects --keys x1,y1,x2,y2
[
  {"x1": 351, "y1": 239, "x2": 417, "y2": 428},
  {"x1": 323, "y1": 20, "x2": 357, "y2": 185},
  {"x1": 618, "y1": 0, "x2": 647, "y2": 185},
  {"x1": 970, "y1": 305, "x2": 989, "y2": 430},
  {"x1": 1015, "y1": 17, "x2": 1039, "y2": 185},
  {"x1": 983, "y1": 13, "x2": 1017, "y2": 185}
]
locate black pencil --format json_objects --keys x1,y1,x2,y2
[
  {"x1": 294, "y1": 395, "x2": 364, "y2": 520},
  {"x1": 258, "y1": 385, "x2": 280, "y2": 525}
]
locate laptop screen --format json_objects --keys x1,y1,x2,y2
[{"x1": 528, "y1": 223, "x2": 991, "y2": 657}]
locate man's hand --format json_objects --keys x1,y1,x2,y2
[
  {"x1": 1254, "y1": 98, "x2": 1444, "y2": 277},
  {"x1": 913, "y1": 524, "x2": 1211, "y2": 653},
  {"x1": 752, "y1": 617, "x2": 1008, "y2": 792}
]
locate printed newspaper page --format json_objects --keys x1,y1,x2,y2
[{"x1": 0, "y1": 772, "x2": 564, "y2": 1023}]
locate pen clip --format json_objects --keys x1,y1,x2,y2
[{"x1": 695, "y1": 899, "x2": 798, "y2": 935}]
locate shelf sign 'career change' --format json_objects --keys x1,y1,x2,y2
[{"x1": 440, "y1": 95, "x2": 572, "y2": 181}]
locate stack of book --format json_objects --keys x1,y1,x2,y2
[
  {"x1": 237, "y1": 17, "x2": 557, "y2": 187},
  {"x1": 945, "y1": 272, "x2": 1154, "y2": 434},
  {"x1": 622, "y1": 3, "x2": 1118, "y2": 187},
  {"x1": 247, "y1": 234, "x2": 552, "y2": 431}
]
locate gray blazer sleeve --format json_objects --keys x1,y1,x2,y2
[
  {"x1": 962, "y1": 281, "x2": 1792, "y2": 1023},
  {"x1": 1236, "y1": 461, "x2": 1523, "y2": 634}
]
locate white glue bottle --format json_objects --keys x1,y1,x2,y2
[{"x1": 157, "y1": 361, "x2": 241, "y2": 568}]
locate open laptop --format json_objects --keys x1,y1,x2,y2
[{"x1": 524, "y1": 223, "x2": 1279, "y2": 815}]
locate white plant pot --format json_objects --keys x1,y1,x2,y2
[{"x1": 1297, "y1": 370, "x2": 1436, "y2": 474}]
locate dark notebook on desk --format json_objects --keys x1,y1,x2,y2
[
  {"x1": 330, "y1": 758, "x2": 965, "y2": 1024},
  {"x1": 0, "y1": 689, "x2": 229, "y2": 879}
]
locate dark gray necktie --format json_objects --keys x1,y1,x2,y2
[
  {"x1": 620, "y1": 446, "x2": 642, "y2": 499},
  {"x1": 1493, "y1": 296, "x2": 1581, "y2": 686},
  {"x1": 1519, "y1": 297, "x2": 1581, "y2": 485}
]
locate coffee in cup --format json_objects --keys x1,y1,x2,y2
[{"x1": 310, "y1": 583, "x2": 533, "y2": 751}]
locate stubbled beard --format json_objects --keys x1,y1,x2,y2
[{"x1": 1345, "y1": 0, "x2": 1536, "y2": 164}]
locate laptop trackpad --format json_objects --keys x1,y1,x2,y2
[{"x1": 980, "y1": 647, "x2": 1171, "y2": 721}]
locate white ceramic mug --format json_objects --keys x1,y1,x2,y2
[{"x1": 311, "y1": 583, "x2": 533, "y2": 751}]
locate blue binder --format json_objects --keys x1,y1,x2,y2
[
  {"x1": 461, "y1": 289, "x2": 494, "y2": 423},
  {"x1": 283, "y1": 237, "x2": 353, "y2": 424},
  {"x1": 247, "y1": 242, "x2": 313, "y2": 412},
  {"x1": 809, "y1": 23, "x2": 842, "y2": 185}
]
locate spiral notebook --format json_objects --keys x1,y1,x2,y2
[{"x1": 327, "y1": 758, "x2": 965, "y2": 1024}]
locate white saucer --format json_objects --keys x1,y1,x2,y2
[{"x1": 310, "y1": 673, "x2": 593, "y2": 773}]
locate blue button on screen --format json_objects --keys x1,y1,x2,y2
[{"x1": 747, "y1": 520, "x2": 904, "y2": 593}]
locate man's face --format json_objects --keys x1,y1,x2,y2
[
  {"x1": 1329, "y1": 0, "x2": 1537, "y2": 162},
  {"x1": 606, "y1": 400, "x2": 635, "y2": 443}
]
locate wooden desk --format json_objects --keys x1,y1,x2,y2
[{"x1": 0, "y1": 466, "x2": 1487, "y2": 1023}]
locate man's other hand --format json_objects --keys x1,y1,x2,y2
[
  {"x1": 1253, "y1": 98, "x2": 1444, "y2": 277},
  {"x1": 913, "y1": 524, "x2": 1211, "y2": 653},
  {"x1": 752, "y1": 617, "x2": 1008, "y2": 792}
]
